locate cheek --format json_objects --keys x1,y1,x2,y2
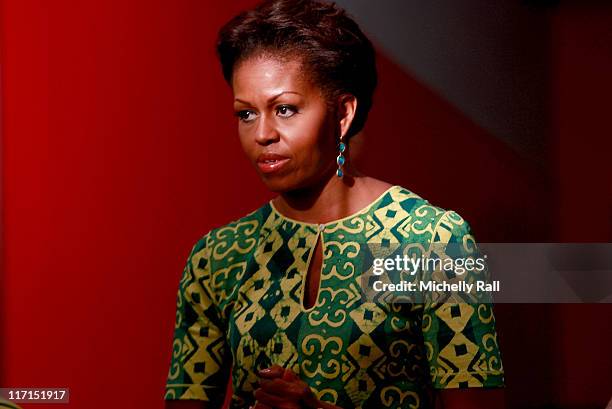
[
  {"x1": 287, "y1": 114, "x2": 335, "y2": 158},
  {"x1": 237, "y1": 125, "x2": 255, "y2": 158}
]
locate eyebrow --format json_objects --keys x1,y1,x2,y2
[{"x1": 234, "y1": 91, "x2": 302, "y2": 105}]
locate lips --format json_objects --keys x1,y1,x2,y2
[{"x1": 256, "y1": 152, "x2": 290, "y2": 174}]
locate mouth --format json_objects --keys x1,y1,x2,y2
[{"x1": 257, "y1": 157, "x2": 289, "y2": 173}]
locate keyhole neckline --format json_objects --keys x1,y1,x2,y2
[
  {"x1": 300, "y1": 229, "x2": 323, "y2": 312},
  {"x1": 268, "y1": 185, "x2": 400, "y2": 228}
]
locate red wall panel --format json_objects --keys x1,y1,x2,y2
[
  {"x1": 1, "y1": 1, "x2": 262, "y2": 408},
  {"x1": 2, "y1": 1, "x2": 611, "y2": 408}
]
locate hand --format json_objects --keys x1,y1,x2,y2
[{"x1": 250, "y1": 365, "x2": 323, "y2": 409}]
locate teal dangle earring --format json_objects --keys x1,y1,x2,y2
[{"x1": 336, "y1": 136, "x2": 346, "y2": 177}]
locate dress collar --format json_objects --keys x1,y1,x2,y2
[{"x1": 267, "y1": 185, "x2": 400, "y2": 228}]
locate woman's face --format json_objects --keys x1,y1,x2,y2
[{"x1": 231, "y1": 56, "x2": 338, "y2": 192}]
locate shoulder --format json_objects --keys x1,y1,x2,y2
[
  {"x1": 388, "y1": 185, "x2": 474, "y2": 241},
  {"x1": 209, "y1": 203, "x2": 271, "y2": 246},
  {"x1": 187, "y1": 202, "x2": 272, "y2": 262},
  {"x1": 181, "y1": 203, "x2": 273, "y2": 304}
]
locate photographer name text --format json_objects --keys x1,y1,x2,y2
[{"x1": 372, "y1": 280, "x2": 500, "y2": 293}]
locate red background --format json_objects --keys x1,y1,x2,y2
[{"x1": 1, "y1": 1, "x2": 611, "y2": 408}]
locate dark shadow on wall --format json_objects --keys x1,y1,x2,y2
[
  {"x1": 353, "y1": 49, "x2": 555, "y2": 243},
  {"x1": 348, "y1": 0, "x2": 557, "y2": 243},
  {"x1": 350, "y1": 2, "x2": 612, "y2": 407}
]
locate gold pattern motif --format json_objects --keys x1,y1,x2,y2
[{"x1": 164, "y1": 186, "x2": 504, "y2": 408}]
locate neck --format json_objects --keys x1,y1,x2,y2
[{"x1": 272, "y1": 166, "x2": 366, "y2": 224}]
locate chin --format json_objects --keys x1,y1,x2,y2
[
  {"x1": 259, "y1": 172, "x2": 312, "y2": 193},
  {"x1": 260, "y1": 177, "x2": 296, "y2": 193}
]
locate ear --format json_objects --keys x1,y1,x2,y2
[{"x1": 337, "y1": 94, "x2": 358, "y2": 139}]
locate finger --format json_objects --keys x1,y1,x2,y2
[
  {"x1": 254, "y1": 398, "x2": 300, "y2": 409},
  {"x1": 252, "y1": 403, "x2": 273, "y2": 409},
  {"x1": 253, "y1": 388, "x2": 282, "y2": 406},
  {"x1": 259, "y1": 378, "x2": 299, "y2": 397},
  {"x1": 254, "y1": 387, "x2": 301, "y2": 407},
  {"x1": 282, "y1": 368, "x2": 299, "y2": 381},
  {"x1": 258, "y1": 364, "x2": 285, "y2": 379},
  {"x1": 258, "y1": 378, "x2": 310, "y2": 401},
  {"x1": 279, "y1": 404, "x2": 301, "y2": 409}
]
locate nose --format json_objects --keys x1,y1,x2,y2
[{"x1": 254, "y1": 114, "x2": 279, "y2": 145}]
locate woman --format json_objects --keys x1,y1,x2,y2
[{"x1": 164, "y1": 0, "x2": 504, "y2": 408}]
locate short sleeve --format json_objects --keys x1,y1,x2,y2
[
  {"x1": 164, "y1": 234, "x2": 231, "y2": 401},
  {"x1": 422, "y1": 211, "x2": 505, "y2": 389}
]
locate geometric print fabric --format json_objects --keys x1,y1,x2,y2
[{"x1": 165, "y1": 185, "x2": 504, "y2": 408}]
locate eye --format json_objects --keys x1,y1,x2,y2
[
  {"x1": 235, "y1": 110, "x2": 257, "y2": 123},
  {"x1": 276, "y1": 104, "x2": 298, "y2": 118}
]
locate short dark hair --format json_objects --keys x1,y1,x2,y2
[{"x1": 216, "y1": 0, "x2": 377, "y2": 139}]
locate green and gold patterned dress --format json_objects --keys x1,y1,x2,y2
[
  {"x1": 164, "y1": 185, "x2": 504, "y2": 408},
  {"x1": 0, "y1": 398, "x2": 22, "y2": 409}
]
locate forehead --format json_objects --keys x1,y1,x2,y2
[{"x1": 232, "y1": 55, "x2": 315, "y2": 98}]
